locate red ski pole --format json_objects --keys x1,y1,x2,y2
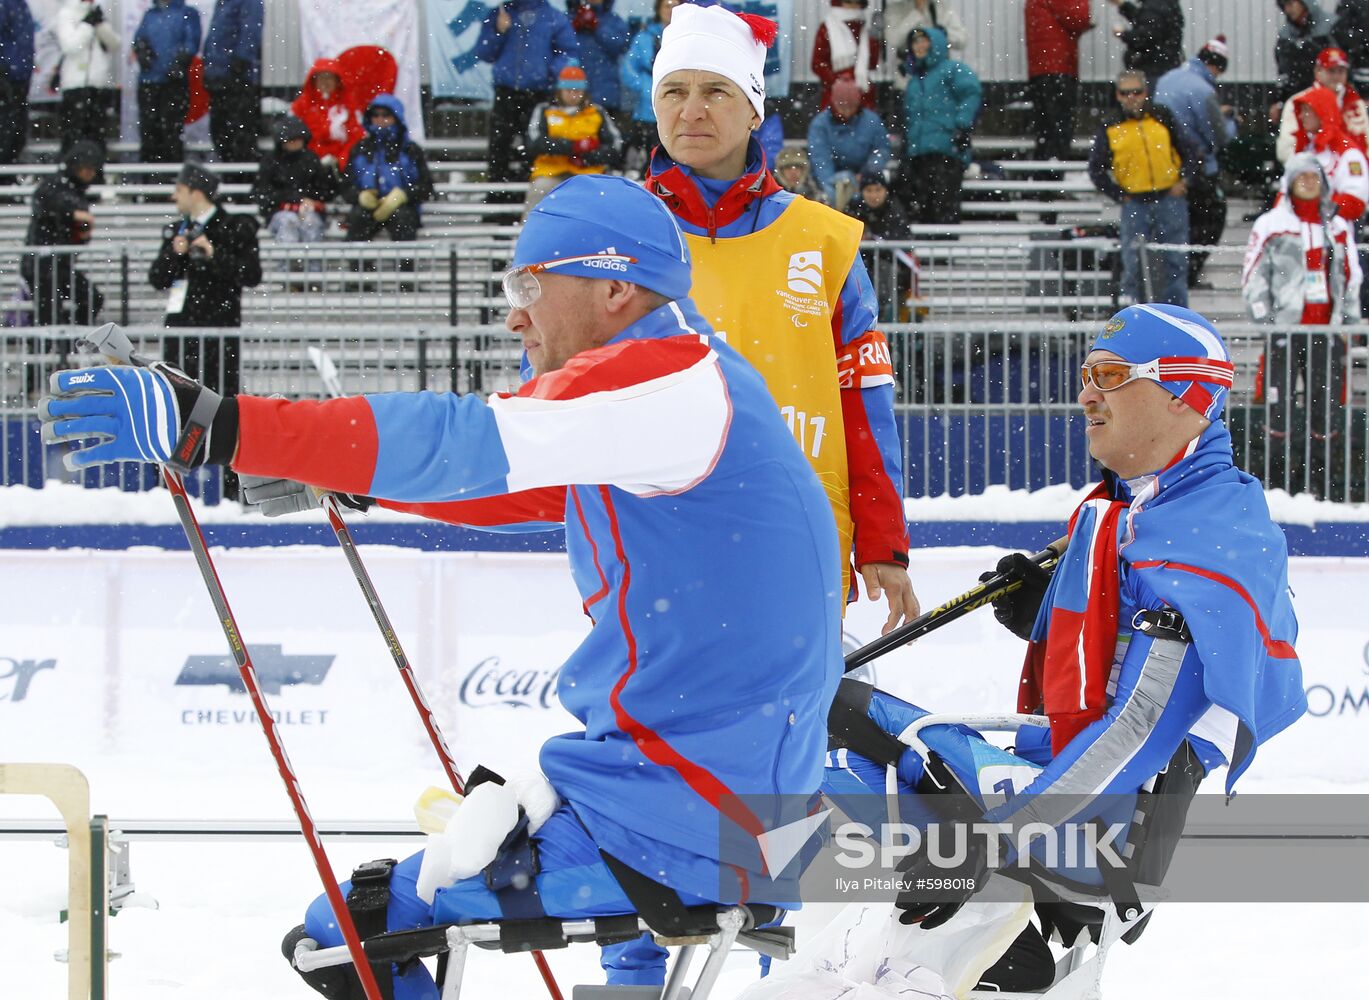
[
  {"x1": 308, "y1": 351, "x2": 563, "y2": 1000},
  {"x1": 320, "y1": 497, "x2": 464, "y2": 792},
  {"x1": 316, "y1": 498, "x2": 565, "y2": 1000},
  {"x1": 161, "y1": 469, "x2": 386, "y2": 1000}
]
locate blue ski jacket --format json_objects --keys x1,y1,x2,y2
[
  {"x1": 476, "y1": 0, "x2": 580, "y2": 92},
  {"x1": 231, "y1": 299, "x2": 843, "y2": 903},
  {"x1": 132, "y1": 0, "x2": 201, "y2": 86},
  {"x1": 202, "y1": 0, "x2": 263, "y2": 85},
  {"x1": 0, "y1": 0, "x2": 35, "y2": 83},
  {"x1": 566, "y1": 0, "x2": 629, "y2": 110}
]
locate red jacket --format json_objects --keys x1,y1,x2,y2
[
  {"x1": 1025, "y1": 0, "x2": 1093, "y2": 78},
  {"x1": 290, "y1": 57, "x2": 365, "y2": 169}
]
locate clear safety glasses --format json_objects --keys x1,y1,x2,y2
[{"x1": 501, "y1": 252, "x2": 640, "y2": 310}]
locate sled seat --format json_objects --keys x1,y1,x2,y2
[{"x1": 292, "y1": 898, "x2": 794, "y2": 1000}]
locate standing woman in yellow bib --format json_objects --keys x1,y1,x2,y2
[{"x1": 645, "y1": 2, "x2": 918, "y2": 633}]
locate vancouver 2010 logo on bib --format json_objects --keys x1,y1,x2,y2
[{"x1": 786, "y1": 251, "x2": 823, "y2": 295}]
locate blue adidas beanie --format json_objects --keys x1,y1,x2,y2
[
  {"x1": 512, "y1": 175, "x2": 693, "y2": 301},
  {"x1": 1091, "y1": 304, "x2": 1235, "y2": 419}
]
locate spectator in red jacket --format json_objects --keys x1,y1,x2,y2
[
  {"x1": 1291, "y1": 83, "x2": 1369, "y2": 219},
  {"x1": 812, "y1": 0, "x2": 879, "y2": 110},
  {"x1": 1025, "y1": 0, "x2": 1094, "y2": 159},
  {"x1": 290, "y1": 57, "x2": 364, "y2": 172}
]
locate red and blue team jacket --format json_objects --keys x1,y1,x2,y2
[{"x1": 232, "y1": 298, "x2": 844, "y2": 903}]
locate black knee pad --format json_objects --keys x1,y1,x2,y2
[{"x1": 282, "y1": 923, "x2": 364, "y2": 999}]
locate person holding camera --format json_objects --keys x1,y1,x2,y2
[
  {"x1": 54, "y1": 1, "x2": 118, "y2": 155},
  {"x1": 149, "y1": 163, "x2": 260, "y2": 500},
  {"x1": 132, "y1": 0, "x2": 201, "y2": 163},
  {"x1": 150, "y1": 163, "x2": 260, "y2": 388}
]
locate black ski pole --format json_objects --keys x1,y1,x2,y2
[{"x1": 844, "y1": 538, "x2": 1068, "y2": 674}]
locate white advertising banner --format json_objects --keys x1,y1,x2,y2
[
  {"x1": 297, "y1": 0, "x2": 426, "y2": 141},
  {"x1": 0, "y1": 548, "x2": 1362, "y2": 821}
]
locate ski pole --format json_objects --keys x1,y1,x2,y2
[
  {"x1": 844, "y1": 538, "x2": 1068, "y2": 674},
  {"x1": 305, "y1": 349, "x2": 563, "y2": 1000},
  {"x1": 73, "y1": 324, "x2": 383, "y2": 1000},
  {"x1": 319, "y1": 495, "x2": 465, "y2": 793},
  {"x1": 315, "y1": 495, "x2": 564, "y2": 1000},
  {"x1": 162, "y1": 469, "x2": 388, "y2": 1000}
]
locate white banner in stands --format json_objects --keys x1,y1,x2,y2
[
  {"x1": 297, "y1": 0, "x2": 426, "y2": 141},
  {"x1": 0, "y1": 548, "x2": 1362, "y2": 820},
  {"x1": 425, "y1": 0, "x2": 792, "y2": 102},
  {"x1": 116, "y1": 0, "x2": 218, "y2": 147}
]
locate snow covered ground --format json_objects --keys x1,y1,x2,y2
[{"x1": 5, "y1": 481, "x2": 1369, "y2": 527}]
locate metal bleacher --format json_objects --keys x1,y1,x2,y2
[{"x1": 0, "y1": 135, "x2": 1138, "y2": 334}]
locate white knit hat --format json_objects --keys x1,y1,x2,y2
[{"x1": 651, "y1": 3, "x2": 777, "y2": 118}]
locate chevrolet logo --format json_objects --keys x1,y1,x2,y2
[{"x1": 176, "y1": 644, "x2": 335, "y2": 695}]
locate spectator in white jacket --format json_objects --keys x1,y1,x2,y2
[{"x1": 55, "y1": 0, "x2": 117, "y2": 154}]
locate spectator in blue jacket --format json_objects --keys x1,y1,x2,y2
[
  {"x1": 475, "y1": 0, "x2": 579, "y2": 193},
  {"x1": 202, "y1": 0, "x2": 263, "y2": 164},
  {"x1": 344, "y1": 95, "x2": 434, "y2": 244},
  {"x1": 132, "y1": 0, "x2": 201, "y2": 163},
  {"x1": 619, "y1": 0, "x2": 678, "y2": 174},
  {"x1": 1155, "y1": 35, "x2": 1237, "y2": 288},
  {"x1": 567, "y1": 0, "x2": 629, "y2": 114},
  {"x1": 897, "y1": 25, "x2": 981, "y2": 225},
  {"x1": 0, "y1": 0, "x2": 35, "y2": 181},
  {"x1": 808, "y1": 77, "x2": 891, "y2": 209}
]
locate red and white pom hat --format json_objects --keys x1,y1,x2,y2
[{"x1": 651, "y1": 2, "x2": 778, "y2": 118}]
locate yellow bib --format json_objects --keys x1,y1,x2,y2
[{"x1": 685, "y1": 197, "x2": 862, "y2": 594}]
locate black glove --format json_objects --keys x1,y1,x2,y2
[
  {"x1": 895, "y1": 752, "x2": 991, "y2": 928},
  {"x1": 953, "y1": 128, "x2": 972, "y2": 155},
  {"x1": 980, "y1": 552, "x2": 1051, "y2": 641},
  {"x1": 230, "y1": 57, "x2": 252, "y2": 79},
  {"x1": 133, "y1": 37, "x2": 154, "y2": 71},
  {"x1": 83, "y1": 5, "x2": 105, "y2": 26}
]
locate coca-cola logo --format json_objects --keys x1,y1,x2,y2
[{"x1": 459, "y1": 656, "x2": 559, "y2": 709}]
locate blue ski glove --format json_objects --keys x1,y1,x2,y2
[{"x1": 38, "y1": 365, "x2": 238, "y2": 472}]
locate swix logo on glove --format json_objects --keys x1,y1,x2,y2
[{"x1": 68, "y1": 373, "x2": 97, "y2": 385}]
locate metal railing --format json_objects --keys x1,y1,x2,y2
[
  {"x1": 0, "y1": 242, "x2": 514, "y2": 330},
  {"x1": 4, "y1": 321, "x2": 1365, "y2": 507},
  {"x1": 860, "y1": 239, "x2": 1119, "y2": 323},
  {"x1": 2, "y1": 238, "x2": 1128, "y2": 334}
]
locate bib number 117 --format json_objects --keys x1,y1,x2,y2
[{"x1": 780, "y1": 406, "x2": 826, "y2": 459}]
